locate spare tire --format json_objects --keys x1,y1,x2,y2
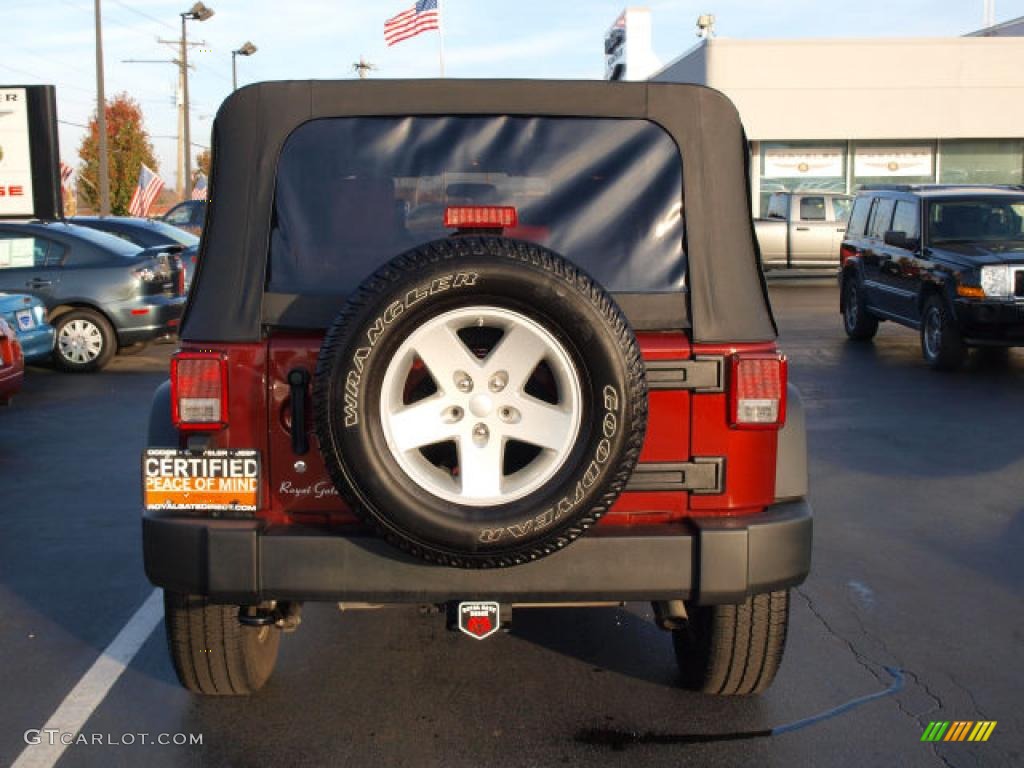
[{"x1": 314, "y1": 236, "x2": 646, "y2": 568}]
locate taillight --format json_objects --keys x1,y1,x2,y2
[
  {"x1": 444, "y1": 205, "x2": 518, "y2": 230},
  {"x1": 839, "y1": 244, "x2": 858, "y2": 266},
  {"x1": 171, "y1": 352, "x2": 228, "y2": 430},
  {"x1": 178, "y1": 264, "x2": 186, "y2": 295},
  {"x1": 730, "y1": 353, "x2": 787, "y2": 429}
]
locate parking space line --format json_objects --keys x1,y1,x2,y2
[{"x1": 12, "y1": 589, "x2": 164, "y2": 768}]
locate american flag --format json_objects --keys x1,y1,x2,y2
[
  {"x1": 384, "y1": 0, "x2": 439, "y2": 47},
  {"x1": 191, "y1": 173, "x2": 208, "y2": 201},
  {"x1": 128, "y1": 164, "x2": 165, "y2": 217},
  {"x1": 60, "y1": 162, "x2": 74, "y2": 187}
]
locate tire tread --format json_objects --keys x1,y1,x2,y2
[
  {"x1": 163, "y1": 591, "x2": 280, "y2": 696},
  {"x1": 672, "y1": 590, "x2": 790, "y2": 696}
]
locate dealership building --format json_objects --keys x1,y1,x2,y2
[{"x1": 616, "y1": 16, "x2": 1024, "y2": 215}]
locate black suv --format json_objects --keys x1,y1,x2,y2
[{"x1": 839, "y1": 185, "x2": 1024, "y2": 369}]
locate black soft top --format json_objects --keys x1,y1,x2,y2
[{"x1": 183, "y1": 79, "x2": 775, "y2": 344}]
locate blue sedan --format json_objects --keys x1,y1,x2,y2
[{"x1": 0, "y1": 292, "x2": 54, "y2": 363}]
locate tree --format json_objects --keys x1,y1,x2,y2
[{"x1": 78, "y1": 93, "x2": 159, "y2": 215}]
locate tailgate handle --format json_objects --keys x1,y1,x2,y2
[
  {"x1": 288, "y1": 368, "x2": 310, "y2": 455},
  {"x1": 644, "y1": 357, "x2": 723, "y2": 392}
]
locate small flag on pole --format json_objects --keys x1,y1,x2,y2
[
  {"x1": 191, "y1": 173, "x2": 208, "y2": 201},
  {"x1": 384, "y1": 0, "x2": 440, "y2": 46},
  {"x1": 128, "y1": 164, "x2": 165, "y2": 217}
]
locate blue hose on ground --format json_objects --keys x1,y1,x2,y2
[{"x1": 576, "y1": 667, "x2": 905, "y2": 749}]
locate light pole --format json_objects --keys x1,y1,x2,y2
[
  {"x1": 93, "y1": 0, "x2": 111, "y2": 215},
  {"x1": 180, "y1": 2, "x2": 214, "y2": 201},
  {"x1": 231, "y1": 41, "x2": 257, "y2": 91}
]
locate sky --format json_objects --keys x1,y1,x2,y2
[{"x1": 4, "y1": 0, "x2": 1023, "y2": 191}]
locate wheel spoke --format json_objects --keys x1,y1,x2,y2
[
  {"x1": 458, "y1": 435, "x2": 504, "y2": 498},
  {"x1": 411, "y1": 322, "x2": 481, "y2": 389},
  {"x1": 504, "y1": 396, "x2": 575, "y2": 451},
  {"x1": 486, "y1": 324, "x2": 549, "y2": 389},
  {"x1": 386, "y1": 397, "x2": 459, "y2": 452}
]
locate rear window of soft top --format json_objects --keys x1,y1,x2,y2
[{"x1": 268, "y1": 115, "x2": 686, "y2": 296}]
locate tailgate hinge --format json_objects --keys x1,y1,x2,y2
[
  {"x1": 625, "y1": 458, "x2": 725, "y2": 494},
  {"x1": 645, "y1": 356, "x2": 723, "y2": 392}
]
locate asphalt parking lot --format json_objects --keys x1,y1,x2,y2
[{"x1": 1, "y1": 282, "x2": 1021, "y2": 768}]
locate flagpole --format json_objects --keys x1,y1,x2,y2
[{"x1": 438, "y1": 0, "x2": 445, "y2": 77}]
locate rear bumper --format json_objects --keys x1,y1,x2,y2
[
  {"x1": 17, "y1": 325, "x2": 55, "y2": 363},
  {"x1": 112, "y1": 295, "x2": 186, "y2": 346},
  {"x1": 0, "y1": 359, "x2": 24, "y2": 403},
  {"x1": 143, "y1": 499, "x2": 812, "y2": 606}
]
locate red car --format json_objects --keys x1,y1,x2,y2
[{"x1": 0, "y1": 317, "x2": 25, "y2": 405}]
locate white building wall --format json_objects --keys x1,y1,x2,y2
[{"x1": 653, "y1": 37, "x2": 1024, "y2": 141}]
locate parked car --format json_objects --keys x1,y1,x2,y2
[
  {"x1": 840, "y1": 184, "x2": 1024, "y2": 369},
  {"x1": 0, "y1": 222, "x2": 187, "y2": 372},
  {"x1": 143, "y1": 80, "x2": 811, "y2": 697},
  {"x1": 755, "y1": 191, "x2": 852, "y2": 269},
  {"x1": 0, "y1": 317, "x2": 24, "y2": 405},
  {"x1": 0, "y1": 292, "x2": 54, "y2": 363},
  {"x1": 71, "y1": 216, "x2": 200, "y2": 289},
  {"x1": 159, "y1": 200, "x2": 206, "y2": 236}
]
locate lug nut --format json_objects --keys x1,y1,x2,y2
[
  {"x1": 472, "y1": 423, "x2": 490, "y2": 444},
  {"x1": 443, "y1": 406, "x2": 464, "y2": 423},
  {"x1": 454, "y1": 371, "x2": 474, "y2": 393},
  {"x1": 488, "y1": 371, "x2": 508, "y2": 393},
  {"x1": 498, "y1": 406, "x2": 520, "y2": 423}
]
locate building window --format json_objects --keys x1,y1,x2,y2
[
  {"x1": 759, "y1": 142, "x2": 846, "y2": 215},
  {"x1": 853, "y1": 142, "x2": 936, "y2": 189},
  {"x1": 939, "y1": 140, "x2": 1024, "y2": 185}
]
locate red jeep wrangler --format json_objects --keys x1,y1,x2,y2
[{"x1": 143, "y1": 80, "x2": 811, "y2": 696}]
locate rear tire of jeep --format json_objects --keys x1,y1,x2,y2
[
  {"x1": 163, "y1": 591, "x2": 280, "y2": 696},
  {"x1": 672, "y1": 590, "x2": 790, "y2": 695},
  {"x1": 842, "y1": 276, "x2": 878, "y2": 341},
  {"x1": 314, "y1": 236, "x2": 647, "y2": 568}
]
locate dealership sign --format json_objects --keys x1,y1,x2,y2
[
  {"x1": 764, "y1": 148, "x2": 844, "y2": 178},
  {"x1": 854, "y1": 147, "x2": 933, "y2": 177},
  {"x1": 0, "y1": 85, "x2": 61, "y2": 220},
  {"x1": 0, "y1": 88, "x2": 34, "y2": 217}
]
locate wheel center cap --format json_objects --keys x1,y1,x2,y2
[{"x1": 468, "y1": 394, "x2": 494, "y2": 418}]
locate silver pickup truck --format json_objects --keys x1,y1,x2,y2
[{"x1": 755, "y1": 191, "x2": 852, "y2": 269}]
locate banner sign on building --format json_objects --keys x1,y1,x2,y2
[
  {"x1": 763, "y1": 147, "x2": 844, "y2": 178},
  {"x1": 0, "y1": 85, "x2": 61, "y2": 220},
  {"x1": 604, "y1": 8, "x2": 659, "y2": 81},
  {"x1": 854, "y1": 147, "x2": 933, "y2": 177}
]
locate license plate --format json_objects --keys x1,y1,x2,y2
[
  {"x1": 15, "y1": 309, "x2": 34, "y2": 331},
  {"x1": 143, "y1": 449, "x2": 260, "y2": 511}
]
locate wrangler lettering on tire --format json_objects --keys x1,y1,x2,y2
[{"x1": 314, "y1": 237, "x2": 647, "y2": 568}]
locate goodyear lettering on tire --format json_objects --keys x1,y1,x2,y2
[{"x1": 478, "y1": 384, "x2": 620, "y2": 544}]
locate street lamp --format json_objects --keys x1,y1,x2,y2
[
  {"x1": 180, "y1": 2, "x2": 214, "y2": 200},
  {"x1": 231, "y1": 41, "x2": 257, "y2": 91}
]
